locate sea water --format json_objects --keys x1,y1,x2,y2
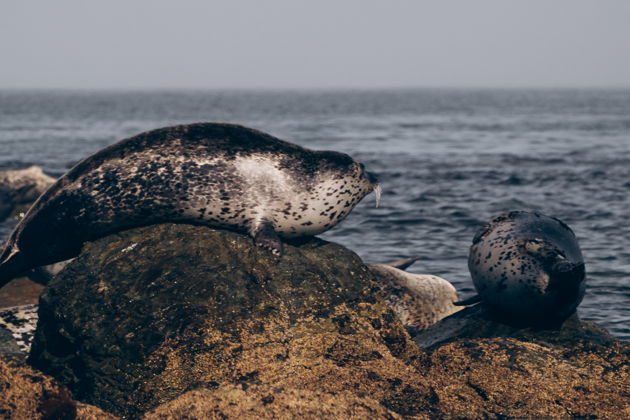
[{"x1": 0, "y1": 89, "x2": 628, "y2": 340}]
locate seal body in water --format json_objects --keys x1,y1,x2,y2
[
  {"x1": 456, "y1": 210, "x2": 585, "y2": 324},
  {"x1": 0, "y1": 123, "x2": 380, "y2": 287}
]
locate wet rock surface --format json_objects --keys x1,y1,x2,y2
[
  {"x1": 415, "y1": 305, "x2": 630, "y2": 418},
  {"x1": 29, "y1": 223, "x2": 430, "y2": 419}
]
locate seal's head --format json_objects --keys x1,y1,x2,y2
[
  {"x1": 458, "y1": 211, "x2": 586, "y2": 325},
  {"x1": 313, "y1": 150, "x2": 380, "y2": 204}
]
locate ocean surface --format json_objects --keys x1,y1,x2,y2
[{"x1": 0, "y1": 89, "x2": 628, "y2": 340}]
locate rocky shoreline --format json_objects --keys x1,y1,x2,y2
[{"x1": 1, "y1": 223, "x2": 628, "y2": 419}]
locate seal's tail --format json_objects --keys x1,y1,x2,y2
[
  {"x1": 382, "y1": 255, "x2": 422, "y2": 271},
  {"x1": 0, "y1": 241, "x2": 29, "y2": 289}
]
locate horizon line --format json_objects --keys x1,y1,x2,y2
[{"x1": 1, "y1": 85, "x2": 630, "y2": 93}]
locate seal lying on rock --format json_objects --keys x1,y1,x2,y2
[
  {"x1": 456, "y1": 210, "x2": 586, "y2": 324},
  {"x1": 0, "y1": 123, "x2": 380, "y2": 288},
  {"x1": 368, "y1": 256, "x2": 461, "y2": 335}
]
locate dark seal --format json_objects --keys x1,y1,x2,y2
[
  {"x1": 456, "y1": 210, "x2": 586, "y2": 324},
  {"x1": 0, "y1": 123, "x2": 380, "y2": 287}
]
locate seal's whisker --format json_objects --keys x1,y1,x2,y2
[{"x1": 373, "y1": 184, "x2": 382, "y2": 208}]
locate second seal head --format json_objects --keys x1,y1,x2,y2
[{"x1": 458, "y1": 210, "x2": 586, "y2": 324}]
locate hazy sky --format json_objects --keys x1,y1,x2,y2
[{"x1": 1, "y1": 1, "x2": 629, "y2": 89}]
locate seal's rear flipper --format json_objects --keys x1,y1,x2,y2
[
  {"x1": 253, "y1": 222, "x2": 284, "y2": 256},
  {"x1": 0, "y1": 244, "x2": 29, "y2": 289},
  {"x1": 382, "y1": 255, "x2": 422, "y2": 271},
  {"x1": 453, "y1": 294, "x2": 483, "y2": 306}
]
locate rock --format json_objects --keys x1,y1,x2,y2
[
  {"x1": 0, "y1": 324, "x2": 22, "y2": 357},
  {"x1": 415, "y1": 305, "x2": 630, "y2": 418},
  {"x1": 76, "y1": 403, "x2": 120, "y2": 420},
  {"x1": 22, "y1": 222, "x2": 629, "y2": 418},
  {"x1": 0, "y1": 276, "x2": 45, "y2": 308},
  {"x1": 0, "y1": 166, "x2": 55, "y2": 221},
  {"x1": 29, "y1": 223, "x2": 432, "y2": 419},
  {"x1": 414, "y1": 303, "x2": 619, "y2": 349},
  {"x1": 143, "y1": 386, "x2": 403, "y2": 419},
  {"x1": 0, "y1": 353, "x2": 118, "y2": 420}
]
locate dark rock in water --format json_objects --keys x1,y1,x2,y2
[
  {"x1": 0, "y1": 166, "x2": 55, "y2": 221},
  {"x1": 29, "y1": 223, "x2": 429, "y2": 419},
  {"x1": 414, "y1": 304, "x2": 630, "y2": 418}
]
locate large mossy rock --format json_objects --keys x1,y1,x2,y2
[
  {"x1": 23, "y1": 222, "x2": 629, "y2": 418},
  {"x1": 29, "y1": 224, "x2": 431, "y2": 419},
  {"x1": 415, "y1": 305, "x2": 630, "y2": 418}
]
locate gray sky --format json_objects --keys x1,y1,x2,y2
[{"x1": 1, "y1": 1, "x2": 629, "y2": 89}]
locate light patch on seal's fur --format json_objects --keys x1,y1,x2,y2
[
  {"x1": 233, "y1": 155, "x2": 293, "y2": 190},
  {"x1": 226, "y1": 155, "x2": 372, "y2": 238},
  {"x1": 0, "y1": 304, "x2": 38, "y2": 353}
]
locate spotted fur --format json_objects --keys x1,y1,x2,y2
[
  {"x1": 0, "y1": 304, "x2": 38, "y2": 353},
  {"x1": 368, "y1": 264, "x2": 461, "y2": 336},
  {"x1": 462, "y1": 210, "x2": 585, "y2": 322},
  {"x1": 0, "y1": 123, "x2": 379, "y2": 287}
]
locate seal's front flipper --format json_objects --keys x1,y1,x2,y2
[{"x1": 252, "y1": 222, "x2": 284, "y2": 256}]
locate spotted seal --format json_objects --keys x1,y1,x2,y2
[
  {"x1": 369, "y1": 256, "x2": 461, "y2": 335},
  {"x1": 0, "y1": 123, "x2": 380, "y2": 288},
  {"x1": 456, "y1": 210, "x2": 586, "y2": 323}
]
